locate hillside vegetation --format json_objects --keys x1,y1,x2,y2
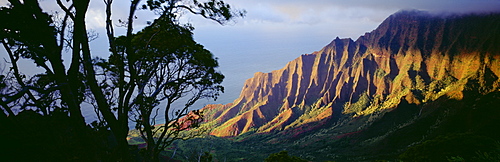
[{"x1": 128, "y1": 11, "x2": 500, "y2": 161}]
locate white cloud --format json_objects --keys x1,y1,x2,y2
[
  {"x1": 3, "y1": 0, "x2": 500, "y2": 111},
  {"x1": 0, "y1": 0, "x2": 8, "y2": 6},
  {"x1": 86, "y1": 8, "x2": 106, "y2": 29},
  {"x1": 185, "y1": 0, "x2": 500, "y2": 104}
]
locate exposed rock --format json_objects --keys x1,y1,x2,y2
[{"x1": 203, "y1": 11, "x2": 500, "y2": 137}]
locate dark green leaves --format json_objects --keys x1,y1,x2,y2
[
  {"x1": 142, "y1": 0, "x2": 244, "y2": 25},
  {"x1": 0, "y1": 1, "x2": 57, "y2": 60}
]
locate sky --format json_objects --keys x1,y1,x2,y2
[
  {"x1": 1, "y1": 0, "x2": 500, "y2": 120},
  {"x1": 176, "y1": 0, "x2": 500, "y2": 104}
]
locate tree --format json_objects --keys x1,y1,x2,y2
[
  {"x1": 101, "y1": 0, "x2": 243, "y2": 161},
  {"x1": 265, "y1": 151, "x2": 308, "y2": 162},
  {"x1": 101, "y1": 15, "x2": 224, "y2": 161},
  {"x1": 0, "y1": 0, "x2": 99, "y2": 159},
  {"x1": 1, "y1": 0, "x2": 243, "y2": 160},
  {"x1": 200, "y1": 151, "x2": 214, "y2": 162},
  {"x1": 0, "y1": 0, "x2": 87, "y2": 125}
]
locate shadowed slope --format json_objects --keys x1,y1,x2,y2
[{"x1": 202, "y1": 11, "x2": 500, "y2": 137}]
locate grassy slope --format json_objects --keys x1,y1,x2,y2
[{"x1": 161, "y1": 90, "x2": 500, "y2": 161}]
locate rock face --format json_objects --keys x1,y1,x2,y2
[{"x1": 203, "y1": 11, "x2": 500, "y2": 137}]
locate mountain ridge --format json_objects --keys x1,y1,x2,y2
[{"x1": 199, "y1": 10, "x2": 500, "y2": 138}]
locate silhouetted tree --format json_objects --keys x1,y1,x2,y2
[
  {"x1": 0, "y1": 0, "x2": 86, "y2": 125},
  {"x1": 0, "y1": 0, "x2": 243, "y2": 160},
  {"x1": 99, "y1": 15, "x2": 224, "y2": 161},
  {"x1": 100, "y1": 0, "x2": 243, "y2": 161}
]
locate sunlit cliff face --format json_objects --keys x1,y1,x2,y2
[{"x1": 199, "y1": 11, "x2": 500, "y2": 137}]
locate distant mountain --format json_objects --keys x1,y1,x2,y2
[
  {"x1": 163, "y1": 10, "x2": 500, "y2": 161},
  {"x1": 201, "y1": 10, "x2": 500, "y2": 137}
]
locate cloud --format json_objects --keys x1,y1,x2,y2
[
  {"x1": 0, "y1": 0, "x2": 7, "y2": 6},
  {"x1": 260, "y1": 0, "x2": 500, "y2": 12},
  {"x1": 3, "y1": 0, "x2": 500, "y2": 113},
  {"x1": 225, "y1": 0, "x2": 500, "y2": 25},
  {"x1": 189, "y1": 0, "x2": 500, "y2": 39},
  {"x1": 86, "y1": 8, "x2": 106, "y2": 29}
]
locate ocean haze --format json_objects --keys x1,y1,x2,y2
[
  {"x1": 193, "y1": 27, "x2": 341, "y2": 104},
  {"x1": 185, "y1": 0, "x2": 500, "y2": 106}
]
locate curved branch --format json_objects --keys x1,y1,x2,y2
[
  {"x1": 174, "y1": 5, "x2": 225, "y2": 24},
  {"x1": 56, "y1": 0, "x2": 76, "y2": 20},
  {"x1": 1, "y1": 40, "x2": 47, "y2": 114},
  {"x1": 58, "y1": 4, "x2": 74, "y2": 50}
]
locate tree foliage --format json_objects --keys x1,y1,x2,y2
[
  {"x1": 399, "y1": 134, "x2": 497, "y2": 161},
  {"x1": 0, "y1": 0, "x2": 87, "y2": 124},
  {"x1": 100, "y1": 15, "x2": 225, "y2": 160},
  {"x1": 0, "y1": 0, "x2": 243, "y2": 161},
  {"x1": 265, "y1": 151, "x2": 308, "y2": 162}
]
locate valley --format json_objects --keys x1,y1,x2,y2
[{"x1": 129, "y1": 10, "x2": 500, "y2": 161}]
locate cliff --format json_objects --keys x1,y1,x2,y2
[{"x1": 202, "y1": 10, "x2": 500, "y2": 137}]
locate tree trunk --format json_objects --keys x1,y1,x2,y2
[{"x1": 72, "y1": 0, "x2": 131, "y2": 160}]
